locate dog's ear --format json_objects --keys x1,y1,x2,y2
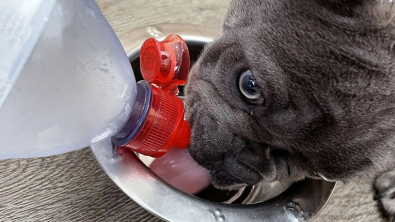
[{"x1": 223, "y1": 0, "x2": 395, "y2": 31}]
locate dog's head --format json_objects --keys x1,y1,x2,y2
[{"x1": 184, "y1": 0, "x2": 395, "y2": 189}]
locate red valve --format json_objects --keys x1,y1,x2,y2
[
  {"x1": 140, "y1": 34, "x2": 190, "y2": 95},
  {"x1": 113, "y1": 34, "x2": 191, "y2": 158},
  {"x1": 120, "y1": 85, "x2": 190, "y2": 157}
]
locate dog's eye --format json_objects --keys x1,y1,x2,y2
[{"x1": 237, "y1": 70, "x2": 264, "y2": 105}]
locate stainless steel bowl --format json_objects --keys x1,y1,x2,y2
[{"x1": 90, "y1": 23, "x2": 336, "y2": 222}]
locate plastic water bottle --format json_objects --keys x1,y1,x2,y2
[{"x1": 0, "y1": 0, "x2": 190, "y2": 159}]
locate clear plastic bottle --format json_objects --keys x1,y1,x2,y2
[
  {"x1": 0, "y1": 0, "x2": 209, "y2": 196},
  {"x1": 0, "y1": 0, "x2": 137, "y2": 159}
]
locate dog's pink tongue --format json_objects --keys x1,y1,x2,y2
[{"x1": 149, "y1": 148, "x2": 210, "y2": 195}]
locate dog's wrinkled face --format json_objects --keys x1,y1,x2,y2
[{"x1": 184, "y1": 0, "x2": 395, "y2": 189}]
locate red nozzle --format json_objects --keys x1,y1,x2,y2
[
  {"x1": 140, "y1": 34, "x2": 190, "y2": 88},
  {"x1": 114, "y1": 34, "x2": 191, "y2": 158},
  {"x1": 120, "y1": 86, "x2": 190, "y2": 157}
]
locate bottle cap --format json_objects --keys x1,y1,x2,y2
[
  {"x1": 140, "y1": 34, "x2": 190, "y2": 87},
  {"x1": 113, "y1": 34, "x2": 191, "y2": 157}
]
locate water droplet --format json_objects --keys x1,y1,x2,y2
[
  {"x1": 209, "y1": 209, "x2": 226, "y2": 222},
  {"x1": 146, "y1": 26, "x2": 164, "y2": 38},
  {"x1": 285, "y1": 202, "x2": 308, "y2": 222}
]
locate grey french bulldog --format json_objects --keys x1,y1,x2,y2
[{"x1": 184, "y1": 0, "x2": 395, "y2": 220}]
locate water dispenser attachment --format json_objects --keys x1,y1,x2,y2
[{"x1": 112, "y1": 35, "x2": 191, "y2": 158}]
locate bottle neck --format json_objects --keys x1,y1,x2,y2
[{"x1": 112, "y1": 80, "x2": 151, "y2": 146}]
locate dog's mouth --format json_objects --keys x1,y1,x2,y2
[
  {"x1": 209, "y1": 156, "x2": 264, "y2": 189},
  {"x1": 209, "y1": 170, "x2": 249, "y2": 190},
  {"x1": 186, "y1": 126, "x2": 273, "y2": 191}
]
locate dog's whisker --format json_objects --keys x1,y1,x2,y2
[
  {"x1": 279, "y1": 181, "x2": 286, "y2": 191},
  {"x1": 192, "y1": 24, "x2": 207, "y2": 38}
]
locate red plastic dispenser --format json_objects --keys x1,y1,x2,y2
[{"x1": 112, "y1": 35, "x2": 191, "y2": 158}]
